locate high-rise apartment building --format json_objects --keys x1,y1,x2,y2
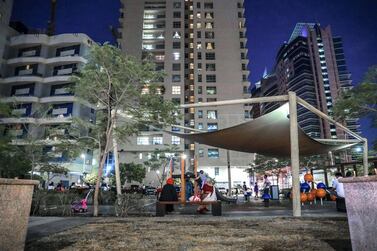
[
  {"x1": 251, "y1": 23, "x2": 360, "y2": 140},
  {"x1": 0, "y1": 33, "x2": 96, "y2": 185},
  {"x1": 0, "y1": 0, "x2": 16, "y2": 69},
  {"x1": 118, "y1": 0, "x2": 252, "y2": 187}
]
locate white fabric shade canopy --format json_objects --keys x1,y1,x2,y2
[{"x1": 169, "y1": 103, "x2": 355, "y2": 157}]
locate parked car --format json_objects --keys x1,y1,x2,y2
[
  {"x1": 217, "y1": 187, "x2": 227, "y2": 194},
  {"x1": 144, "y1": 186, "x2": 157, "y2": 195}
]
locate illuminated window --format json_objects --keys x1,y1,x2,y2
[
  {"x1": 198, "y1": 123, "x2": 203, "y2": 130},
  {"x1": 207, "y1": 110, "x2": 217, "y2": 119},
  {"x1": 152, "y1": 136, "x2": 163, "y2": 145},
  {"x1": 196, "y1": 22, "x2": 202, "y2": 29},
  {"x1": 189, "y1": 107, "x2": 195, "y2": 114},
  {"x1": 206, "y1": 86, "x2": 217, "y2": 94},
  {"x1": 190, "y1": 144, "x2": 195, "y2": 150},
  {"x1": 205, "y1": 12, "x2": 213, "y2": 19},
  {"x1": 172, "y1": 136, "x2": 180, "y2": 145},
  {"x1": 196, "y1": 13, "x2": 201, "y2": 18},
  {"x1": 198, "y1": 110, "x2": 203, "y2": 118},
  {"x1": 208, "y1": 149, "x2": 219, "y2": 158},
  {"x1": 208, "y1": 123, "x2": 218, "y2": 131},
  {"x1": 206, "y1": 42, "x2": 215, "y2": 50},
  {"x1": 197, "y1": 42, "x2": 202, "y2": 49},
  {"x1": 172, "y1": 86, "x2": 181, "y2": 94},
  {"x1": 205, "y1": 22, "x2": 213, "y2": 29},
  {"x1": 173, "y1": 31, "x2": 181, "y2": 39},
  {"x1": 155, "y1": 55, "x2": 165, "y2": 60},
  {"x1": 173, "y1": 52, "x2": 181, "y2": 60}
]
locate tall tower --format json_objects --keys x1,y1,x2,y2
[
  {"x1": 252, "y1": 23, "x2": 360, "y2": 140},
  {"x1": 118, "y1": 0, "x2": 252, "y2": 187}
]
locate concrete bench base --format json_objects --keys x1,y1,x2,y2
[{"x1": 156, "y1": 201, "x2": 222, "y2": 216}]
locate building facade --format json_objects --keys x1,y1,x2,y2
[
  {"x1": 252, "y1": 23, "x2": 360, "y2": 141},
  {"x1": 0, "y1": 0, "x2": 16, "y2": 70},
  {"x1": 117, "y1": 0, "x2": 252, "y2": 188},
  {"x1": 0, "y1": 33, "x2": 96, "y2": 185}
]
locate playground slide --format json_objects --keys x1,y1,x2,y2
[{"x1": 215, "y1": 188, "x2": 237, "y2": 204}]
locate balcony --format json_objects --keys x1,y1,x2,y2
[
  {"x1": 9, "y1": 33, "x2": 92, "y2": 47},
  {"x1": 0, "y1": 117, "x2": 37, "y2": 124},
  {"x1": 6, "y1": 57, "x2": 45, "y2": 66},
  {"x1": 0, "y1": 96, "x2": 39, "y2": 103},
  {"x1": 38, "y1": 115, "x2": 73, "y2": 125},
  {"x1": 40, "y1": 96, "x2": 75, "y2": 103}
]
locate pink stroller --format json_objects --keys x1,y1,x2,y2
[{"x1": 71, "y1": 189, "x2": 93, "y2": 213}]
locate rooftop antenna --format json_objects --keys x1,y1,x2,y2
[{"x1": 47, "y1": 0, "x2": 57, "y2": 36}]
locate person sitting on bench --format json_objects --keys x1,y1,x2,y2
[{"x1": 159, "y1": 178, "x2": 178, "y2": 213}]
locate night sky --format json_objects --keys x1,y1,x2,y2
[{"x1": 11, "y1": 0, "x2": 377, "y2": 145}]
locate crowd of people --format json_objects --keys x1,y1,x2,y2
[{"x1": 158, "y1": 170, "x2": 216, "y2": 214}]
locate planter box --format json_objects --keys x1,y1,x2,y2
[
  {"x1": 340, "y1": 175, "x2": 377, "y2": 251},
  {"x1": 0, "y1": 178, "x2": 39, "y2": 251}
]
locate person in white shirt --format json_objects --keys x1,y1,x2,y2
[{"x1": 332, "y1": 172, "x2": 345, "y2": 198}]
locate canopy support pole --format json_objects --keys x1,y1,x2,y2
[
  {"x1": 363, "y1": 139, "x2": 369, "y2": 176},
  {"x1": 181, "y1": 157, "x2": 186, "y2": 204},
  {"x1": 227, "y1": 150, "x2": 232, "y2": 197},
  {"x1": 289, "y1": 92, "x2": 301, "y2": 217}
]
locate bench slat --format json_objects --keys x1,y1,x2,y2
[{"x1": 158, "y1": 201, "x2": 220, "y2": 205}]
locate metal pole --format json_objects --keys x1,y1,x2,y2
[
  {"x1": 180, "y1": 157, "x2": 186, "y2": 203},
  {"x1": 194, "y1": 157, "x2": 198, "y2": 193},
  {"x1": 288, "y1": 92, "x2": 301, "y2": 217},
  {"x1": 296, "y1": 97, "x2": 364, "y2": 141},
  {"x1": 363, "y1": 139, "x2": 368, "y2": 176},
  {"x1": 180, "y1": 95, "x2": 289, "y2": 108},
  {"x1": 227, "y1": 150, "x2": 232, "y2": 197}
]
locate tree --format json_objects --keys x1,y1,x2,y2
[
  {"x1": 119, "y1": 162, "x2": 146, "y2": 184},
  {"x1": 334, "y1": 65, "x2": 377, "y2": 149},
  {"x1": 72, "y1": 43, "x2": 179, "y2": 216}
]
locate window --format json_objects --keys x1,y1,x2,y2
[
  {"x1": 208, "y1": 149, "x2": 219, "y2": 158},
  {"x1": 196, "y1": 13, "x2": 201, "y2": 19},
  {"x1": 197, "y1": 52, "x2": 202, "y2": 60},
  {"x1": 172, "y1": 98, "x2": 181, "y2": 104},
  {"x1": 206, "y1": 42, "x2": 215, "y2": 50},
  {"x1": 152, "y1": 136, "x2": 163, "y2": 145},
  {"x1": 206, "y1": 86, "x2": 217, "y2": 95},
  {"x1": 172, "y1": 86, "x2": 181, "y2": 94},
  {"x1": 173, "y1": 52, "x2": 180, "y2": 60},
  {"x1": 206, "y1": 63, "x2": 216, "y2": 71},
  {"x1": 196, "y1": 22, "x2": 202, "y2": 29},
  {"x1": 198, "y1": 110, "x2": 203, "y2": 118},
  {"x1": 244, "y1": 110, "x2": 251, "y2": 119},
  {"x1": 242, "y1": 75, "x2": 247, "y2": 81},
  {"x1": 198, "y1": 86, "x2": 202, "y2": 94},
  {"x1": 137, "y1": 137, "x2": 149, "y2": 145},
  {"x1": 197, "y1": 2, "x2": 201, "y2": 8},
  {"x1": 197, "y1": 31, "x2": 201, "y2": 38},
  {"x1": 205, "y1": 32, "x2": 214, "y2": 39},
  {"x1": 172, "y1": 75, "x2": 181, "y2": 82},
  {"x1": 173, "y1": 2, "x2": 181, "y2": 8},
  {"x1": 173, "y1": 12, "x2": 181, "y2": 18},
  {"x1": 207, "y1": 123, "x2": 218, "y2": 131},
  {"x1": 172, "y1": 136, "x2": 180, "y2": 145},
  {"x1": 205, "y1": 12, "x2": 214, "y2": 19},
  {"x1": 172, "y1": 63, "x2": 181, "y2": 71},
  {"x1": 206, "y1": 75, "x2": 216, "y2": 82},
  {"x1": 199, "y1": 149, "x2": 204, "y2": 157},
  {"x1": 173, "y1": 31, "x2": 181, "y2": 39},
  {"x1": 205, "y1": 52, "x2": 215, "y2": 60},
  {"x1": 173, "y1": 22, "x2": 181, "y2": 28},
  {"x1": 207, "y1": 98, "x2": 217, "y2": 102},
  {"x1": 214, "y1": 167, "x2": 219, "y2": 176},
  {"x1": 198, "y1": 74, "x2": 202, "y2": 82},
  {"x1": 205, "y1": 22, "x2": 214, "y2": 29},
  {"x1": 207, "y1": 110, "x2": 217, "y2": 119},
  {"x1": 172, "y1": 126, "x2": 180, "y2": 132},
  {"x1": 173, "y1": 42, "x2": 181, "y2": 49},
  {"x1": 204, "y1": 2, "x2": 214, "y2": 9},
  {"x1": 198, "y1": 123, "x2": 203, "y2": 130}
]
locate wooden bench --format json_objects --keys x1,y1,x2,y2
[{"x1": 156, "y1": 200, "x2": 222, "y2": 216}]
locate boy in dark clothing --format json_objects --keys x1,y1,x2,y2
[{"x1": 159, "y1": 178, "x2": 178, "y2": 212}]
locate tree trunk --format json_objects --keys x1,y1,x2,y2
[{"x1": 93, "y1": 130, "x2": 112, "y2": 216}]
